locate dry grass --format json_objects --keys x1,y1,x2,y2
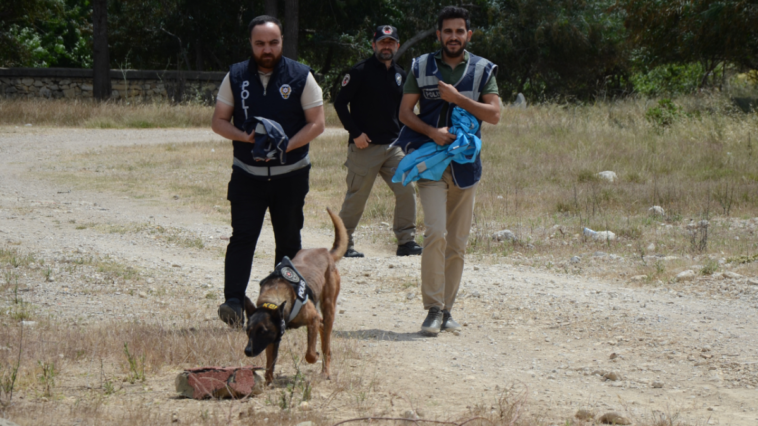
[
  {"x1": 0, "y1": 98, "x2": 213, "y2": 128},
  {"x1": 0, "y1": 99, "x2": 344, "y2": 129},
  {"x1": 0, "y1": 318, "x2": 365, "y2": 425}
]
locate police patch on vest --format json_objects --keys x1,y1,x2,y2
[
  {"x1": 280, "y1": 266, "x2": 300, "y2": 283},
  {"x1": 422, "y1": 87, "x2": 441, "y2": 100},
  {"x1": 341, "y1": 74, "x2": 350, "y2": 87},
  {"x1": 395, "y1": 73, "x2": 402, "y2": 86},
  {"x1": 279, "y1": 84, "x2": 292, "y2": 100}
]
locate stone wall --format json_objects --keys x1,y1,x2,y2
[{"x1": 0, "y1": 68, "x2": 226, "y2": 104}]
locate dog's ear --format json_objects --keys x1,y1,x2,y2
[
  {"x1": 275, "y1": 301, "x2": 287, "y2": 318},
  {"x1": 243, "y1": 296, "x2": 256, "y2": 317}
]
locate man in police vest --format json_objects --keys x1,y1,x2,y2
[
  {"x1": 334, "y1": 25, "x2": 421, "y2": 258},
  {"x1": 396, "y1": 6, "x2": 501, "y2": 334},
  {"x1": 211, "y1": 15, "x2": 325, "y2": 326}
]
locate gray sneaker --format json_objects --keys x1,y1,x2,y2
[
  {"x1": 421, "y1": 307, "x2": 443, "y2": 334},
  {"x1": 441, "y1": 309, "x2": 461, "y2": 331}
]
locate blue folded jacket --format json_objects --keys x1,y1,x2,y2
[
  {"x1": 391, "y1": 107, "x2": 481, "y2": 186},
  {"x1": 243, "y1": 116, "x2": 289, "y2": 164}
]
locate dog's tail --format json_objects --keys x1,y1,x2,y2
[{"x1": 327, "y1": 207, "x2": 348, "y2": 262}]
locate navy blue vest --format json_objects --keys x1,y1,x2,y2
[
  {"x1": 395, "y1": 51, "x2": 497, "y2": 188},
  {"x1": 229, "y1": 57, "x2": 311, "y2": 179}
]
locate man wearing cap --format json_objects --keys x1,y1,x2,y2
[
  {"x1": 211, "y1": 15, "x2": 325, "y2": 326},
  {"x1": 395, "y1": 6, "x2": 500, "y2": 334},
  {"x1": 334, "y1": 25, "x2": 422, "y2": 258}
]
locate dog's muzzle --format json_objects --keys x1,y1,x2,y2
[{"x1": 245, "y1": 339, "x2": 266, "y2": 357}]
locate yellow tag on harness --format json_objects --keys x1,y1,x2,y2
[{"x1": 261, "y1": 302, "x2": 279, "y2": 310}]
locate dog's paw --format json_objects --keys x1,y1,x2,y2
[{"x1": 305, "y1": 352, "x2": 319, "y2": 364}]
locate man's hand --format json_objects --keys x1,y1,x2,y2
[
  {"x1": 212, "y1": 101, "x2": 257, "y2": 143},
  {"x1": 241, "y1": 129, "x2": 255, "y2": 143},
  {"x1": 430, "y1": 127, "x2": 455, "y2": 146},
  {"x1": 353, "y1": 133, "x2": 371, "y2": 149},
  {"x1": 438, "y1": 81, "x2": 462, "y2": 103},
  {"x1": 286, "y1": 105, "x2": 325, "y2": 152}
]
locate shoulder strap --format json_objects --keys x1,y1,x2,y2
[{"x1": 260, "y1": 256, "x2": 314, "y2": 324}]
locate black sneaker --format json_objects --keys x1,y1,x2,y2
[
  {"x1": 420, "y1": 307, "x2": 443, "y2": 334},
  {"x1": 218, "y1": 298, "x2": 244, "y2": 327},
  {"x1": 344, "y1": 248, "x2": 365, "y2": 258},
  {"x1": 441, "y1": 310, "x2": 461, "y2": 332},
  {"x1": 397, "y1": 241, "x2": 422, "y2": 256}
]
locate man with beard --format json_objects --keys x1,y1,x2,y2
[
  {"x1": 334, "y1": 25, "x2": 421, "y2": 258},
  {"x1": 211, "y1": 15, "x2": 325, "y2": 326},
  {"x1": 395, "y1": 6, "x2": 501, "y2": 334}
]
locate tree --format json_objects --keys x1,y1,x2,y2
[
  {"x1": 477, "y1": 0, "x2": 631, "y2": 100},
  {"x1": 92, "y1": 0, "x2": 111, "y2": 100},
  {"x1": 618, "y1": 0, "x2": 758, "y2": 88},
  {"x1": 395, "y1": 27, "x2": 435, "y2": 61},
  {"x1": 1, "y1": 0, "x2": 91, "y2": 68},
  {"x1": 284, "y1": 0, "x2": 298, "y2": 59},
  {"x1": 265, "y1": 0, "x2": 277, "y2": 16}
]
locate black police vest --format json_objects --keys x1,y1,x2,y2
[{"x1": 229, "y1": 57, "x2": 310, "y2": 175}]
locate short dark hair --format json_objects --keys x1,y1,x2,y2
[
  {"x1": 248, "y1": 15, "x2": 283, "y2": 37},
  {"x1": 437, "y1": 6, "x2": 470, "y2": 31}
]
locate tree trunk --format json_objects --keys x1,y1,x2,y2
[
  {"x1": 395, "y1": 27, "x2": 435, "y2": 61},
  {"x1": 195, "y1": 41, "x2": 204, "y2": 71},
  {"x1": 319, "y1": 45, "x2": 334, "y2": 77},
  {"x1": 283, "y1": 0, "x2": 298, "y2": 60},
  {"x1": 92, "y1": 0, "x2": 111, "y2": 100},
  {"x1": 265, "y1": 0, "x2": 277, "y2": 16}
]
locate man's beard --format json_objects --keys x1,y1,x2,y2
[
  {"x1": 253, "y1": 51, "x2": 281, "y2": 69},
  {"x1": 442, "y1": 39, "x2": 467, "y2": 58},
  {"x1": 375, "y1": 48, "x2": 395, "y2": 62}
]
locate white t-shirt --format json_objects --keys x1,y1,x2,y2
[{"x1": 216, "y1": 71, "x2": 323, "y2": 110}]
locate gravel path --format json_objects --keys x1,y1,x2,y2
[{"x1": 1, "y1": 126, "x2": 757, "y2": 424}]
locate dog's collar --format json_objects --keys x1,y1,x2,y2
[
  {"x1": 258, "y1": 302, "x2": 286, "y2": 339},
  {"x1": 260, "y1": 256, "x2": 314, "y2": 325}
]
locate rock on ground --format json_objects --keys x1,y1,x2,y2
[
  {"x1": 597, "y1": 171, "x2": 617, "y2": 182},
  {"x1": 594, "y1": 231, "x2": 616, "y2": 241},
  {"x1": 492, "y1": 229, "x2": 517, "y2": 242}
]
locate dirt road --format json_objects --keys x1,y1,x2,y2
[{"x1": 1, "y1": 126, "x2": 757, "y2": 425}]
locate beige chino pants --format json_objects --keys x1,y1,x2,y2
[
  {"x1": 417, "y1": 165, "x2": 477, "y2": 311},
  {"x1": 338, "y1": 143, "x2": 416, "y2": 248}
]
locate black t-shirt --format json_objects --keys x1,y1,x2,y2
[{"x1": 334, "y1": 55, "x2": 406, "y2": 145}]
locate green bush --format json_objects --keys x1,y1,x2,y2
[
  {"x1": 632, "y1": 63, "x2": 706, "y2": 96},
  {"x1": 645, "y1": 99, "x2": 683, "y2": 127}
]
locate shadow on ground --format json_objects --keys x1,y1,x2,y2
[{"x1": 334, "y1": 328, "x2": 433, "y2": 342}]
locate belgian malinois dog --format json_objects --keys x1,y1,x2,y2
[{"x1": 243, "y1": 208, "x2": 347, "y2": 384}]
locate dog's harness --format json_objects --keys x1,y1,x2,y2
[{"x1": 259, "y1": 257, "x2": 314, "y2": 339}]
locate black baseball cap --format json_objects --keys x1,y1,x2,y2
[{"x1": 373, "y1": 25, "x2": 399, "y2": 42}]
